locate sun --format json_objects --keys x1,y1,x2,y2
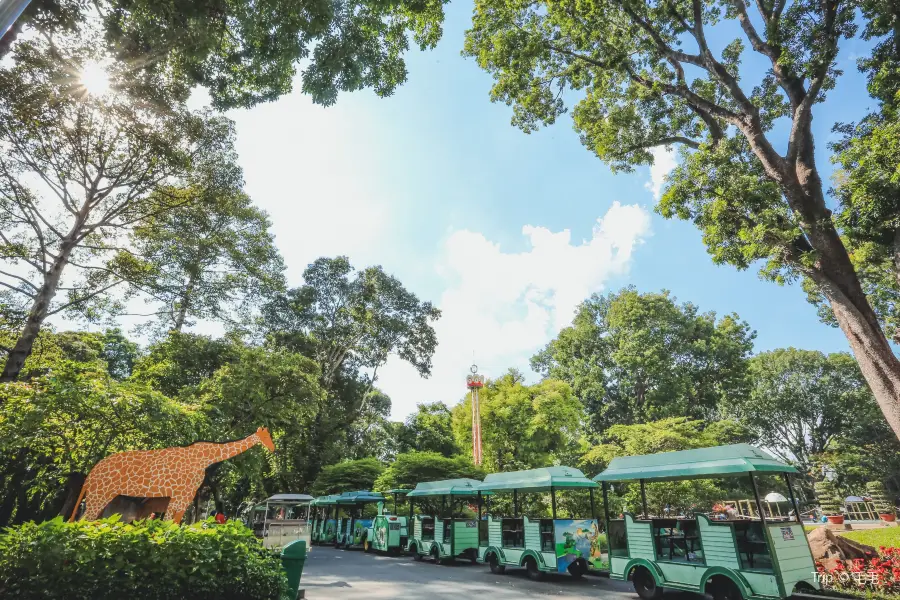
[{"x1": 79, "y1": 61, "x2": 112, "y2": 96}]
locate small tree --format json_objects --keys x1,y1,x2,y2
[
  {"x1": 866, "y1": 481, "x2": 895, "y2": 516},
  {"x1": 815, "y1": 480, "x2": 842, "y2": 517}
]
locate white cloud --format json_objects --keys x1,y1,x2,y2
[
  {"x1": 377, "y1": 202, "x2": 652, "y2": 418},
  {"x1": 644, "y1": 146, "x2": 678, "y2": 201}
]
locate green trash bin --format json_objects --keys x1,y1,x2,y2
[{"x1": 281, "y1": 540, "x2": 307, "y2": 600}]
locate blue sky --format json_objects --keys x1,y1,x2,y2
[{"x1": 144, "y1": 2, "x2": 877, "y2": 418}]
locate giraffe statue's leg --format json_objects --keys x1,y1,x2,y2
[
  {"x1": 82, "y1": 490, "x2": 119, "y2": 521},
  {"x1": 166, "y1": 493, "x2": 196, "y2": 525}
]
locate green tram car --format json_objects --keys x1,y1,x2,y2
[
  {"x1": 406, "y1": 479, "x2": 485, "y2": 563},
  {"x1": 310, "y1": 495, "x2": 339, "y2": 545},
  {"x1": 476, "y1": 467, "x2": 603, "y2": 580},
  {"x1": 594, "y1": 444, "x2": 819, "y2": 600},
  {"x1": 366, "y1": 489, "x2": 411, "y2": 554},
  {"x1": 335, "y1": 490, "x2": 386, "y2": 549}
]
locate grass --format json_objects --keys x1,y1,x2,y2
[
  {"x1": 804, "y1": 524, "x2": 900, "y2": 548},
  {"x1": 840, "y1": 527, "x2": 900, "y2": 548}
]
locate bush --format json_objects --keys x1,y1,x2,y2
[{"x1": 0, "y1": 517, "x2": 286, "y2": 600}]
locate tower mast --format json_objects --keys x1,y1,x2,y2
[{"x1": 466, "y1": 364, "x2": 484, "y2": 465}]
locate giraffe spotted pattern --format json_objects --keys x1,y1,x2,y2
[{"x1": 70, "y1": 427, "x2": 275, "y2": 524}]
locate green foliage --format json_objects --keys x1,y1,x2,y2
[
  {"x1": 100, "y1": 329, "x2": 139, "y2": 381},
  {"x1": 373, "y1": 451, "x2": 485, "y2": 491},
  {"x1": 532, "y1": 288, "x2": 754, "y2": 431},
  {"x1": 815, "y1": 480, "x2": 843, "y2": 516},
  {"x1": 311, "y1": 458, "x2": 384, "y2": 495},
  {"x1": 585, "y1": 418, "x2": 748, "y2": 517},
  {"x1": 131, "y1": 332, "x2": 243, "y2": 398},
  {"x1": 396, "y1": 401, "x2": 458, "y2": 457},
  {"x1": 728, "y1": 349, "x2": 878, "y2": 480},
  {"x1": 451, "y1": 372, "x2": 586, "y2": 472},
  {"x1": 12, "y1": 0, "x2": 448, "y2": 110},
  {"x1": 0, "y1": 517, "x2": 286, "y2": 600},
  {"x1": 866, "y1": 481, "x2": 895, "y2": 514}
]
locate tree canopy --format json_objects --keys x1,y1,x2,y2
[
  {"x1": 5, "y1": 0, "x2": 449, "y2": 109},
  {"x1": 532, "y1": 288, "x2": 754, "y2": 431},
  {"x1": 395, "y1": 402, "x2": 458, "y2": 457}
]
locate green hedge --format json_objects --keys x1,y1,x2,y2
[{"x1": 0, "y1": 516, "x2": 287, "y2": 600}]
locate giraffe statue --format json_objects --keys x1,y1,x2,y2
[{"x1": 70, "y1": 427, "x2": 275, "y2": 524}]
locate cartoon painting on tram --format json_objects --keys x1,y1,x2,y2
[{"x1": 554, "y1": 519, "x2": 604, "y2": 573}]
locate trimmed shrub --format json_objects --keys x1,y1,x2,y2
[
  {"x1": 815, "y1": 480, "x2": 842, "y2": 516},
  {"x1": 866, "y1": 481, "x2": 895, "y2": 515},
  {"x1": 0, "y1": 516, "x2": 286, "y2": 600}
]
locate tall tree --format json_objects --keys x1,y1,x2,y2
[
  {"x1": 2, "y1": 0, "x2": 447, "y2": 110},
  {"x1": 451, "y1": 371, "x2": 585, "y2": 472},
  {"x1": 263, "y1": 256, "x2": 440, "y2": 392},
  {"x1": 130, "y1": 187, "x2": 285, "y2": 334},
  {"x1": 0, "y1": 32, "x2": 238, "y2": 381},
  {"x1": 464, "y1": 0, "x2": 900, "y2": 439},
  {"x1": 396, "y1": 401, "x2": 458, "y2": 457},
  {"x1": 730, "y1": 349, "x2": 895, "y2": 488},
  {"x1": 532, "y1": 288, "x2": 754, "y2": 431},
  {"x1": 261, "y1": 256, "x2": 440, "y2": 486}
]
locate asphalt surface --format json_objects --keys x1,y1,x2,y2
[{"x1": 300, "y1": 546, "x2": 700, "y2": 600}]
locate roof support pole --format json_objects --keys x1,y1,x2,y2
[
  {"x1": 513, "y1": 489, "x2": 518, "y2": 518},
  {"x1": 749, "y1": 473, "x2": 767, "y2": 524},
  {"x1": 783, "y1": 473, "x2": 802, "y2": 525},
  {"x1": 551, "y1": 486, "x2": 557, "y2": 519},
  {"x1": 600, "y1": 484, "x2": 609, "y2": 523},
  {"x1": 640, "y1": 480, "x2": 648, "y2": 518}
]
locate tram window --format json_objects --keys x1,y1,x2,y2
[
  {"x1": 539, "y1": 519, "x2": 554, "y2": 552},
  {"x1": 421, "y1": 517, "x2": 435, "y2": 541},
  {"x1": 734, "y1": 521, "x2": 773, "y2": 572},
  {"x1": 501, "y1": 518, "x2": 524, "y2": 548},
  {"x1": 608, "y1": 519, "x2": 628, "y2": 557}
]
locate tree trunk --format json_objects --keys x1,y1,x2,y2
[
  {"x1": 172, "y1": 276, "x2": 195, "y2": 332},
  {"x1": 823, "y1": 289, "x2": 900, "y2": 439},
  {"x1": 742, "y1": 112, "x2": 900, "y2": 443},
  {"x1": 1, "y1": 241, "x2": 76, "y2": 381},
  {"x1": 58, "y1": 472, "x2": 86, "y2": 520}
]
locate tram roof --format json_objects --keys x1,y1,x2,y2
[
  {"x1": 407, "y1": 479, "x2": 489, "y2": 497},
  {"x1": 267, "y1": 493, "x2": 314, "y2": 503},
  {"x1": 335, "y1": 490, "x2": 386, "y2": 504},
  {"x1": 478, "y1": 466, "x2": 598, "y2": 493},
  {"x1": 311, "y1": 494, "x2": 341, "y2": 506},
  {"x1": 593, "y1": 444, "x2": 799, "y2": 483}
]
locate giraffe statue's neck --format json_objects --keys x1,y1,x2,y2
[{"x1": 204, "y1": 433, "x2": 259, "y2": 466}]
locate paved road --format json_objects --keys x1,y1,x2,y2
[{"x1": 300, "y1": 547, "x2": 698, "y2": 600}]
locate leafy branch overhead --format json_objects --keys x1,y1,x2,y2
[
  {"x1": 5, "y1": 0, "x2": 449, "y2": 109},
  {"x1": 465, "y1": 0, "x2": 900, "y2": 441}
]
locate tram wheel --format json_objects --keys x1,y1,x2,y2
[
  {"x1": 364, "y1": 539, "x2": 371, "y2": 553},
  {"x1": 431, "y1": 546, "x2": 441, "y2": 564},
  {"x1": 567, "y1": 559, "x2": 585, "y2": 579},
  {"x1": 488, "y1": 553, "x2": 506, "y2": 574},
  {"x1": 525, "y1": 557, "x2": 544, "y2": 581},
  {"x1": 412, "y1": 545, "x2": 424, "y2": 561},
  {"x1": 633, "y1": 567, "x2": 664, "y2": 600},
  {"x1": 712, "y1": 578, "x2": 743, "y2": 600}
]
